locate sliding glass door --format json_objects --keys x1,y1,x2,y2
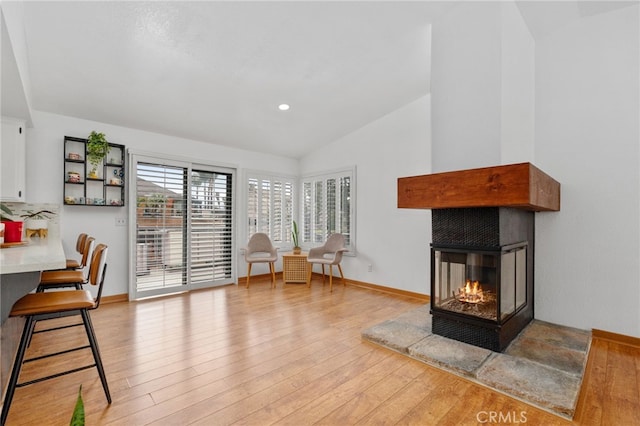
[
  {"x1": 130, "y1": 154, "x2": 235, "y2": 300},
  {"x1": 189, "y1": 169, "x2": 233, "y2": 288}
]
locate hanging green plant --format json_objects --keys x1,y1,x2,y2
[{"x1": 87, "y1": 131, "x2": 111, "y2": 173}]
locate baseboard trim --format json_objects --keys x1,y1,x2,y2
[
  {"x1": 345, "y1": 278, "x2": 430, "y2": 302},
  {"x1": 592, "y1": 328, "x2": 640, "y2": 348},
  {"x1": 101, "y1": 293, "x2": 128, "y2": 304},
  {"x1": 105, "y1": 274, "x2": 429, "y2": 305}
]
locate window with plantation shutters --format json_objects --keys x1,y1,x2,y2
[
  {"x1": 246, "y1": 173, "x2": 295, "y2": 245},
  {"x1": 302, "y1": 168, "x2": 355, "y2": 252}
]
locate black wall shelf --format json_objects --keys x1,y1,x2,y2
[{"x1": 63, "y1": 136, "x2": 125, "y2": 207}]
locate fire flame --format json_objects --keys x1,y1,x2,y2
[{"x1": 458, "y1": 279, "x2": 484, "y2": 304}]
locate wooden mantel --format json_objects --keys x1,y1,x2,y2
[{"x1": 397, "y1": 162, "x2": 560, "y2": 212}]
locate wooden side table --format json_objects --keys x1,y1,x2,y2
[{"x1": 282, "y1": 252, "x2": 309, "y2": 284}]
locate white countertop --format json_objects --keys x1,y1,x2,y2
[{"x1": 0, "y1": 237, "x2": 66, "y2": 274}]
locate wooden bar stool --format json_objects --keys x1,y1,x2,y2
[
  {"x1": 0, "y1": 244, "x2": 111, "y2": 425},
  {"x1": 37, "y1": 237, "x2": 95, "y2": 292},
  {"x1": 65, "y1": 233, "x2": 88, "y2": 269}
]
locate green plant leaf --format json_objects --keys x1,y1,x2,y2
[
  {"x1": 292, "y1": 220, "x2": 299, "y2": 247},
  {"x1": 1, "y1": 203, "x2": 16, "y2": 221},
  {"x1": 69, "y1": 385, "x2": 85, "y2": 426},
  {"x1": 87, "y1": 131, "x2": 111, "y2": 168}
]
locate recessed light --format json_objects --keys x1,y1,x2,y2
[{"x1": 278, "y1": 104, "x2": 290, "y2": 111}]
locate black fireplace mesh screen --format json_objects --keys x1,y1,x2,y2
[
  {"x1": 432, "y1": 314, "x2": 501, "y2": 352},
  {"x1": 432, "y1": 208, "x2": 500, "y2": 247}
]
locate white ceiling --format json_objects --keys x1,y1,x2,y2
[
  {"x1": 18, "y1": 1, "x2": 455, "y2": 158},
  {"x1": 6, "y1": 1, "x2": 635, "y2": 159}
]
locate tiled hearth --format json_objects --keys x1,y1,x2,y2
[{"x1": 362, "y1": 305, "x2": 590, "y2": 419}]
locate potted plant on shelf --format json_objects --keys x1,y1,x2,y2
[
  {"x1": 292, "y1": 220, "x2": 301, "y2": 254},
  {"x1": 87, "y1": 131, "x2": 111, "y2": 179}
]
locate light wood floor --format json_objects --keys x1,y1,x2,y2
[{"x1": 3, "y1": 276, "x2": 639, "y2": 425}]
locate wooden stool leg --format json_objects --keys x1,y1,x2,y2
[
  {"x1": 1, "y1": 316, "x2": 36, "y2": 425},
  {"x1": 81, "y1": 310, "x2": 111, "y2": 403}
]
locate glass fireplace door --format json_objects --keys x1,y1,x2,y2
[
  {"x1": 500, "y1": 245, "x2": 527, "y2": 320},
  {"x1": 432, "y1": 243, "x2": 528, "y2": 323}
]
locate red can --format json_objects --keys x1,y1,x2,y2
[{"x1": 2, "y1": 221, "x2": 23, "y2": 243}]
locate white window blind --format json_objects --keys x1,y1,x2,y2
[
  {"x1": 136, "y1": 162, "x2": 187, "y2": 290},
  {"x1": 190, "y1": 170, "x2": 233, "y2": 284},
  {"x1": 302, "y1": 168, "x2": 354, "y2": 251},
  {"x1": 246, "y1": 173, "x2": 295, "y2": 244}
]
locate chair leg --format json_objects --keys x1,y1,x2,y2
[
  {"x1": 338, "y1": 264, "x2": 345, "y2": 286},
  {"x1": 1, "y1": 316, "x2": 36, "y2": 425},
  {"x1": 329, "y1": 265, "x2": 334, "y2": 292},
  {"x1": 81, "y1": 310, "x2": 111, "y2": 403},
  {"x1": 321, "y1": 265, "x2": 326, "y2": 284},
  {"x1": 25, "y1": 316, "x2": 38, "y2": 348},
  {"x1": 269, "y1": 262, "x2": 276, "y2": 288},
  {"x1": 246, "y1": 263, "x2": 252, "y2": 288},
  {"x1": 307, "y1": 263, "x2": 313, "y2": 287}
]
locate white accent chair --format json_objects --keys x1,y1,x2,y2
[
  {"x1": 306, "y1": 233, "x2": 347, "y2": 292},
  {"x1": 244, "y1": 233, "x2": 278, "y2": 288}
]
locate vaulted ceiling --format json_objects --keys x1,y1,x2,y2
[
  {"x1": 13, "y1": 1, "x2": 449, "y2": 158},
  {"x1": 2, "y1": 1, "x2": 634, "y2": 158}
]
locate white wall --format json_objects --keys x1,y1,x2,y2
[
  {"x1": 534, "y1": 6, "x2": 640, "y2": 336},
  {"x1": 300, "y1": 95, "x2": 431, "y2": 295},
  {"x1": 431, "y1": 2, "x2": 502, "y2": 172},
  {"x1": 432, "y1": 1, "x2": 535, "y2": 171},
  {"x1": 500, "y1": 1, "x2": 535, "y2": 164},
  {"x1": 26, "y1": 110, "x2": 298, "y2": 297}
]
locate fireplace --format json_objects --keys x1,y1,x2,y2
[
  {"x1": 397, "y1": 163, "x2": 560, "y2": 352},
  {"x1": 430, "y1": 207, "x2": 533, "y2": 351}
]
